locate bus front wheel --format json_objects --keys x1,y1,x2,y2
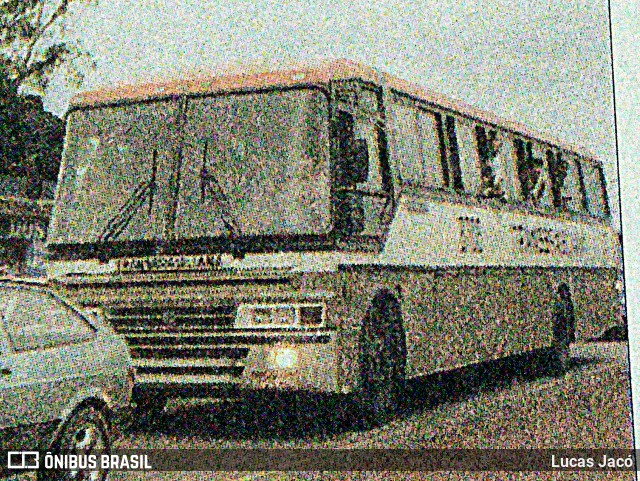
[{"x1": 357, "y1": 294, "x2": 406, "y2": 425}]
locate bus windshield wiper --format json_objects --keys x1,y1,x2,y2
[
  {"x1": 200, "y1": 140, "x2": 240, "y2": 239},
  {"x1": 99, "y1": 150, "x2": 157, "y2": 242}
]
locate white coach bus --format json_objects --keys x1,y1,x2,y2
[{"x1": 46, "y1": 60, "x2": 622, "y2": 421}]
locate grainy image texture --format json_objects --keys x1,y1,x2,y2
[{"x1": 0, "y1": 0, "x2": 633, "y2": 480}]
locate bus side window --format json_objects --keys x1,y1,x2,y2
[
  {"x1": 417, "y1": 109, "x2": 445, "y2": 189},
  {"x1": 455, "y1": 118, "x2": 481, "y2": 194},
  {"x1": 515, "y1": 139, "x2": 551, "y2": 207},
  {"x1": 594, "y1": 164, "x2": 611, "y2": 218},
  {"x1": 389, "y1": 102, "x2": 422, "y2": 187},
  {"x1": 515, "y1": 139, "x2": 531, "y2": 201},
  {"x1": 560, "y1": 153, "x2": 587, "y2": 214},
  {"x1": 435, "y1": 113, "x2": 464, "y2": 193},
  {"x1": 389, "y1": 99, "x2": 444, "y2": 190},
  {"x1": 547, "y1": 149, "x2": 567, "y2": 209},
  {"x1": 334, "y1": 110, "x2": 367, "y2": 187},
  {"x1": 475, "y1": 125, "x2": 506, "y2": 200},
  {"x1": 353, "y1": 122, "x2": 381, "y2": 191},
  {"x1": 581, "y1": 159, "x2": 611, "y2": 219}
]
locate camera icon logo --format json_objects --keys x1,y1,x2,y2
[{"x1": 7, "y1": 451, "x2": 39, "y2": 469}]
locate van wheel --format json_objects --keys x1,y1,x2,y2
[
  {"x1": 358, "y1": 295, "x2": 406, "y2": 426},
  {"x1": 550, "y1": 284, "x2": 575, "y2": 374},
  {"x1": 39, "y1": 405, "x2": 110, "y2": 481}
]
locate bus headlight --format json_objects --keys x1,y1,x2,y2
[
  {"x1": 236, "y1": 303, "x2": 325, "y2": 328},
  {"x1": 271, "y1": 348, "x2": 298, "y2": 369},
  {"x1": 238, "y1": 305, "x2": 296, "y2": 327}
]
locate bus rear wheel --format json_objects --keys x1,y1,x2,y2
[{"x1": 358, "y1": 295, "x2": 406, "y2": 426}]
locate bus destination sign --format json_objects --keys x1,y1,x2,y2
[{"x1": 112, "y1": 254, "x2": 224, "y2": 273}]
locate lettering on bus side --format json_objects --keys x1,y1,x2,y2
[
  {"x1": 511, "y1": 225, "x2": 577, "y2": 256},
  {"x1": 458, "y1": 216, "x2": 483, "y2": 254}
]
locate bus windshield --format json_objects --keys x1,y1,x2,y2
[{"x1": 48, "y1": 88, "x2": 331, "y2": 246}]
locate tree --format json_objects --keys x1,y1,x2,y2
[
  {"x1": 1, "y1": 0, "x2": 93, "y2": 198},
  {"x1": 1, "y1": 0, "x2": 95, "y2": 94},
  {"x1": 0, "y1": 90, "x2": 64, "y2": 198}
]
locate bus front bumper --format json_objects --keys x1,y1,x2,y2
[{"x1": 132, "y1": 330, "x2": 340, "y2": 394}]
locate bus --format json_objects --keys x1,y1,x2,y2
[{"x1": 45, "y1": 59, "x2": 622, "y2": 422}]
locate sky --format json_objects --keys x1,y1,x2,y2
[{"x1": 42, "y1": 0, "x2": 639, "y2": 446}]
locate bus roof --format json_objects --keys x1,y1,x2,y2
[{"x1": 70, "y1": 59, "x2": 598, "y2": 161}]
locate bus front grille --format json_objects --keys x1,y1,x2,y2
[
  {"x1": 131, "y1": 346, "x2": 249, "y2": 360},
  {"x1": 105, "y1": 305, "x2": 248, "y2": 383},
  {"x1": 107, "y1": 305, "x2": 237, "y2": 333},
  {"x1": 135, "y1": 366, "x2": 245, "y2": 377}
]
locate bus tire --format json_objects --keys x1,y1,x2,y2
[
  {"x1": 357, "y1": 294, "x2": 406, "y2": 426},
  {"x1": 550, "y1": 284, "x2": 575, "y2": 374}
]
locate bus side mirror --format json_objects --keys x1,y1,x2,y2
[{"x1": 349, "y1": 139, "x2": 369, "y2": 184}]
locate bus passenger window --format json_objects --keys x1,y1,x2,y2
[
  {"x1": 334, "y1": 110, "x2": 357, "y2": 188},
  {"x1": 354, "y1": 121, "x2": 382, "y2": 191},
  {"x1": 515, "y1": 139, "x2": 550, "y2": 207},
  {"x1": 435, "y1": 113, "x2": 464, "y2": 193},
  {"x1": 594, "y1": 165, "x2": 611, "y2": 218},
  {"x1": 547, "y1": 150, "x2": 567, "y2": 209},
  {"x1": 334, "y1": 110, "x2": 378, "y2": 189},
  {"x1": 389, "y1": 99, "x2": 444, "y2": 190},
  {"x1": 581, "y1": 160, "x2": 611, "y2": 219},
  {"x1": 333, "y1": 110, "x2": 363, "y2": 235},
  {"x1": 558, "y1": 153, "x2": 587, "y2": 214},
  {"x1": 446, "y1": 116, "x2": 464, "y2": 192},
  {"x1": 332, "y1": 105, "x2": 390, "y2": 237},
  {"x1": 475, "y1": 126, "x2": 505, "y2": 200},
  {"x1": 391, "y1": 103, "x2": 424, "y2": 186}
]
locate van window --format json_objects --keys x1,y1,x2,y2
[{"x1": 1, "y1": 289, "x2": 95, "y2": 351}]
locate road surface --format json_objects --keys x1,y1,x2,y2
[{"x1": 108, "y1": 342, "x2": 634, "y2": 480}]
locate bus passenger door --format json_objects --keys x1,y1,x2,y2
[{"x1": 331, "y1": 83, "x2": 394, "y2": 240}]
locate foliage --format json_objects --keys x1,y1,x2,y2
[
  {"x1": 1, "y1": 0, "x2": 95, "y2": 94},
  {"x1": 0, "y1": 0, "x2": 93, "y2": 199},
  {"x1": 0, "y1": 84, "x2": 64, "y2": 198}
]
